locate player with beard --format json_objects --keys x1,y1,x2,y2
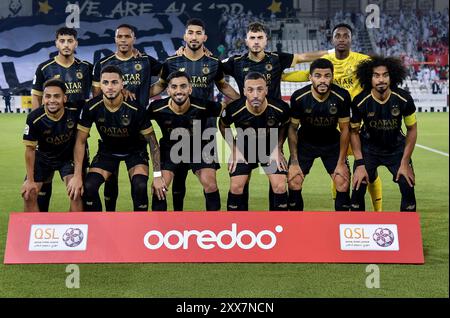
[
  {"x1": 288, "y1": 59, "x2": 351, "y2": 211},
  {"x1": 149, "y1": 71, "x2": 225, "y2": 211},
  {"x1": 219, "y1": 72, "x2": 290, "y2": 211},
  {"x1": 67, "y1": 66, "x2": 165, "y2": 211},
  {"x1": 92, "y1": 24, "x2": 162, "y2": 211},
  {"x1": 350, "y1": 56, "x2": 417, "y2": 212},
  {"x1": 22, "y1": 79, "x2": 82, "y2": 212},
  {"x1": 283, "y1": 23, "x2": 384, "y2": 212},
  {"x1": 150, "y1": 18, "x2": 240, "y2": 211},
  {"x1": 222, "y1": 22, "x2": 327, "y2": 210},
  {"x1": 31, "y1": 27, "x2": 92, "y2": 212}
]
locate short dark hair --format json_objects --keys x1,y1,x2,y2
[
  {"x1": 101, "y1": 65, "x2": 123, "y2": 79},
  {"x1": 247, "y1": 22, "x2": 266, "y2": 34},
  {"x1": 116, "y1": 24, "x2": 136, "y2": 35},
  {"x1": 166, "y1": 71, "x2": 191, "y2": 83},
  {"x1": 310, "y1": 58, "x2": 334, "y2": 74},
  {"x1": 56, "y1": 27, "x2": 77, "y2": 39},
  {"x1": 244, "y1": 71, "x2": 266, "y2": 82},
  {"x1": 186, "y1": 18, "x2": 205, "y2": 30},
  {"x1": 332, "y1": 23, "x2": 353, "y2": 35},
  {"x1": 43, "y1": 78, "x2": 66, "y2": 94},
  {"x1": 356, "y1": 55, "x2": 408, "y2": 90}
]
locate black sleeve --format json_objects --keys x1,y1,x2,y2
[
  {"x1": 221, "y1": 56, "x2": 235, "y2": 76},
  {"x1": 219, "y1": 105, "x2": 233, "y2": 127},
  {"x1": 278, "y1": 52, "x2": 295, "y2": 70},
  {"x1": 23, "y1": 114, "x2": 38, "y2": 144},
  {"x1": 149, "y1": 55, "x2": 163, "y2": 77},
  {"x1": 78, "y1": 103, "x2": 94, "y2": 131},
  {"x1": 403, "y1": 94, "x2": 417, "y2": 117},
  {"x1": 206, "y1": 101, "x2": 223, "y2": 117},
  {"x1": 159, "y1": 61, "x2": 170, "y2": 83},
  {"x1": 92, "y1": 61, "x2": 101, "y2": 85},
  {"x1": 339, "y1": 90, "x2": 351, "y2": 119},
  {"x1": 290, "y1": 94, "x2": 301, "y2": 119},
  {"x1": 32, "y1": 65, "x2": 45, "y2": 95},
  {"x1": 350, "y1": 99, "x2": 362, "y2": 126},
  {"x1": 214, "y1": 61, "x2": 226, "y2": 83}
]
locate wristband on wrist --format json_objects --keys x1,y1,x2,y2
[
  {"x1": 354, "y1": 159, "x2": 365, "y2": 167},
  {"x1": 153, "y1": 171, "x2": 162, "y2": 178}
]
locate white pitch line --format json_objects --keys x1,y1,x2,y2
[{"x1": 416, "y1": 144, "x2": 449, "y2": 157}]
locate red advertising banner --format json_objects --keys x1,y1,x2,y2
[{"x1": 4, "y1": 212, "x2": 424, "y2": 264}]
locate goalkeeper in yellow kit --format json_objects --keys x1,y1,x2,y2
[{"x1": 283, "y1": 23, "x2": 383, "y2": 211}]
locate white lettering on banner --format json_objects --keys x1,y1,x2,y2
[
  {"x1": 340, "y1": 224, "x2": 399, "y2": 251},
  {"x1": 29, "y1": 224, "x2": 88, "y2": 251},
  {"x1": 143, "y1": 223, "x2": 284, "y2": 250}
]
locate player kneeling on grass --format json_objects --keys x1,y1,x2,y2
[
  {"x1": 288, "y1": 58, "x2": 351, "y2": 211},
  {"x1": 219, "y1": 72, "x2": 290, "y2": 211},
  {"x1": 67, "y1": 65, "x2": 165, "y2": 211},
  {"x1": 22, "y1": 79, "x2": 83, "y2": 212},
  {"x1": 350, "y1": 56, "x2": 417, "y2": 212},
  {"x1": 149, "y1": 71, "x2": 225, "y2": 211}
]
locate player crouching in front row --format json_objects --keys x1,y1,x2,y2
[
  {"x1": 350, "y1": 56, "x2": 417, "y2": 212},
  {"x1": 22, "y1": 79, "x2": 83, "y2": 212},
  {"x1": 67, "y1": 65, "x2": 165, "y2": 211}
]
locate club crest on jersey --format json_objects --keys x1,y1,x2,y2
[
  {"x1": 135, "y1": 63, "x2": 142, "y2": 71},
  {"x1": 76, "y1": 71, "x2": 83, "y2": 79},
  {"x1": 267, "y1": 117, "x2": 277, "y2": 127},
  {"x1": 391, "y1": 105, "x2": 400, "y2": 116},
  {"x1": 67, "y1": 119, "x2": 75, "y2": 129},
  {"x1": 265, "y1": 64, "x2": 273, "y2": 71},
  {"x1": 121, "y1": 115, "x2": 130, "y2": 126},
  {"x1": 329, "y1": 103, "x2": 338, "y2": 115}
]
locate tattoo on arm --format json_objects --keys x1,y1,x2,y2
[{"x1": 145, "y1": 131, "x2": 161, "y2": 172}]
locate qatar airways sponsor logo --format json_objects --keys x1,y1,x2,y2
[{"x1": 143, "y1": 223, "x2": 284, "y2": 250}]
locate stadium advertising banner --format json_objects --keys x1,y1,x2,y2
[
  {"x1": 0, "y1": 0, "x2": 292, "y2": 93},
  {"x1": 4, "y1": 212, "x2": 424, "y2": 264}
]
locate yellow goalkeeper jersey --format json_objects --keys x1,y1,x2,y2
[{"x1": 282, "y1": 51, "x2": 370, "y2": 99}]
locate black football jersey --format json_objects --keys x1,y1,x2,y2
[
  {"x1": 23, "y1": 104, "x2": 79, "y2": 163},
  {"x1": 159, "y1": 54, "x2": 225, "y2": 101},
  {"x1": 222, "y1": 51, "x2": 293, "y2": 98},
  {"x1": 93, "y1": 53, "x2": 162, "y2": 108},
  {"x1": 351, "y1": 88, "x2": 417, "y2": 152},
  {"x1": 78, "y1": 95, "x2": 153, "y2": 155},
  {"x1": 290, "y1": 84, "x2": 351, "y2": 145},
  {"x1": 32, "y1": 57, "x2": 93, "y2": 107}
]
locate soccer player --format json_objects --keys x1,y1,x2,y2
[
  {"x1": 92, "y1": 24, "x2": 162, "y2": 211},
  {"x1": 219, "y1": 72, "x2": 290, "y2": 211},
  {"x1": 67, "y1": 66, "x2": 165, "y2": 211},
  {"x1": 288, "y1": 59, "x2": 351, "y2": 211},
  {"x1": 282, "y1": 23, "x2": 383, "y2": 211},
  {"x1": 31, "y1": 27, "x2": 93, "y2": 212},
  {"x1": 350, "y1": 56, "x2": 417, "y2": 212},
  {"x1": 149, "y1": 71, "x2": 225, "y2": 211},
  {"x1": 150, "y1": 18, "x2": 240, "y2": 211},
  {"x1": 221, "y1": 21, "x2": 327, "y2": 210},
  {"x1": 22, "y1": 79, "x2": 82, "y2": 212}
]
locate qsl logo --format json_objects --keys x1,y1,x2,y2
[
  {"x1": 372, "y1": 228, "x2": 395, "y2": 247},
  {"x1": 63, "y1": 228, "x2": 84, "y2": 247}
]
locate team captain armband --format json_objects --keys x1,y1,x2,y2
[
  {"x1": 338, "y1": 117, "x2": 350, "y2": 123},
  {"x1": 404, "y1": 113, "x2": 417, "y2": 127},
  {"x1": 77, "y1": 124, "x2": 91, "y2": 133}
]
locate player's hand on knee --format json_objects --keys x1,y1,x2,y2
[
  {"x1": 67, "y1": 176, "x2": 83, "y2": 201},
  {"x1": 228, "y1": 148, "x2": 247, "y2": 173},
  {"x1": 333, "y1": 162, "x2": 350, "y2": 182},
  {"x1": 288, "y1": 163, "x2": 304, "y2": 184},
  {"x1": 353, "y1": 166, "x2": 368, "y2": 190},
  {"x1": 152, "y1": 176, "x2": 167, "y2": 200},
  {"x1": 396, "y1": 162, "x2": 415, "y2": 187},
  {"x1": 121, "y1": 88, "x2": 136, "y2": 101},
  {"x1": 270, "y1": 148, "x2": 287, "y2": 171},
  {"x1": 21, "y1": 180, "x2": 38, "y2": 201}
]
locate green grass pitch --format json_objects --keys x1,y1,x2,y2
[{"x1": 0, "y1": 112, "x2": 448, "y2": 297}]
